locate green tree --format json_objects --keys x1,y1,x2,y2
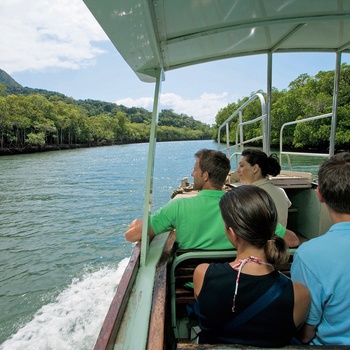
[{"x1": 26, "y1": 132, "x2": 46, "y2": 146}]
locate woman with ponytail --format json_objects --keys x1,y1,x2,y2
[{"x1": 193, "y1": 186, "x2": 310, "y2": 346}]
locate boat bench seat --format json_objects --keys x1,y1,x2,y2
[
  {"x1": 172, "y1": 249, "x2": 237, "y2": 303},
  {"x1": 228, "y1": 170, "x2": 313, "y2": 189},
  {"x1": 271, "y1": 171, "x2": 313, "y2": 189},
  {"x1": 171, "y1": 250, "x2": 237, "y2": 340}
]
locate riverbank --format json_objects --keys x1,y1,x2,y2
[
  {"x1": 0, "y1": 142, "x2": 130, "y2": 156},
  {"x1": 0, "y1": 138, "x2": 213, "y2": 156}
]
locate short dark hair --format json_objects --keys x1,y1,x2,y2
[
  {"x1": 195, "y1": 149, "x2": 230, "y2": 188},
  {"x1": 219, "y1": 185, "x2": 288, "y2": 269},
  {"x1": 318, "y1": 152, "x2": 350, "y2": 214},
  {"x1": 242, "y1": 149, "x2": 281, "y2": 177}
]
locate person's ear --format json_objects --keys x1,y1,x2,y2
[
  {"x1": 202, "y1": 170, "x2": 209, "y2": 182},
  {"x1": 253, "y1": 164, "x2": 260, "y2": 174},
  {"x1": 227, "y1": 227, "x2": 239, "y2": 243},
  {"x1": 316, "y1": 187, "x2": 324, "y2": 203}
]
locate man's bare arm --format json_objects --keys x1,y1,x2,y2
[
  {"x1": 125, "y1": 218, "x2": 155, "y2": 242},
  {"x1": 284, "y1": 229, "x2": 300, "y2": 247}
]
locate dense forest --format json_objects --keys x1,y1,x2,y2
[
  {"x1": 0, "y1": 69, "x2": 211, "y2": 154},
  {"x1": 213, "y1": 63, "x2": 350, "y2": 152},
  {"x1": 1, "y1": 63, "x2": 350, "y2": 155}
]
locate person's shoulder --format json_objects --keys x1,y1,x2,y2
[
  {"x1": 294, "y1": 240, "x2": 314, "y2": 254},
  {"x1": 167, "y1": 195, "x2": 191, "y2": 205},
  {"x1": 292, "y1": 280, "x2": 311, "y2": 298},
  {"x1": 195, "y1": 261, "x2": 229, "y2": 275},
  {"x1": 294, "y1": 234, "x2": 328, "y2": 260},
  {"x1": 197, "y1": 189, "x2": 225, "y2": 197},
  {"x1": 153, "y1": 196, "x2": 187, "y2": 214},
  {"x1": 194, "y1": 263, "x2": 210, "y2": 278},
  {"x1": 195, "y1": 262, "x2": 210, "y2": 271},
  {"x1": 253, "y1": 178, "x2": 270, "y2": 187}
]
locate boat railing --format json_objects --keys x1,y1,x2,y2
[
  {"x1": 217, "y1": 93, "x2": 267, "y2": 168},
  {"x1": 279, "y1": 113, "x2": 332, "y2": 169}
]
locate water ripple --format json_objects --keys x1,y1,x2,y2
[{"x1": 0, "y1": 140, "x2": 215, "y2": 347}]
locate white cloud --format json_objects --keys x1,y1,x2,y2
[
  {"x1": 116, "y1": 96, "x2": 154, "y2": 110},
  {"x1": 117, "y1": 92, "x2": 232, "y2": 125},
  {"x1": 0, "y1": 0, "x2": 233, "y2": 125},
  {"x1": 0, "y1": 0, "x2": 107, "y2": 74}
]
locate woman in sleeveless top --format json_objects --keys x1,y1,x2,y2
[{"x1": 193, "y1": 186, "x2": 310, "y2": 346}]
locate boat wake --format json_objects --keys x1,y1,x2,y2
[{"x1": 0, "y1": 258, "x2": 130, "y2": 350}]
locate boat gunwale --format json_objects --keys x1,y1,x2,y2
[
  {"x1": 93, "y1": 242, "x2": 141, "y2": 350},
  {"x1": 176, "y1": 344, "x2": 350, "y2": 349},
  {"x1": 147, "y1": 230, "x2": 177, "y2": 350}
]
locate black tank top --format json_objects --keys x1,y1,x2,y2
[{"x1": 197, "y1": 262, "x2": 296, "y2": 346}]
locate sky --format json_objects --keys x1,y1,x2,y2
[{"x1": 0, "y1": 0, "x2": 349, "y2": 126}]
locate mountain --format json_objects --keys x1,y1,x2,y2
[
  {"x1": 0, "y1": 68, "x2": 70, "y2": 99},
  {"x1": 0, "y1": 68, "x2": 211, "y2": 130},
  {"x1": 0, "y1": 68, "x2": 23, "y2": 91}
]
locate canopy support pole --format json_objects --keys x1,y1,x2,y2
[
  {"x1": 329, "y1": 52, "x2": 342, "y2": 156},
  {"x1": 265, "y1": 52, "x2": 273, "y2": 154},
  {"x1": 141, "y1": 69, "x2": 163, "y2": 266}
]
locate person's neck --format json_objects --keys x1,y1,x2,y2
[
  {"x1": 252, "y1": 174, "x2": 266, "y2": 183},
  {"x1": 244, "y1": 174, "x2": 265, "y2": 184},
  {"x1": 329, "y1": 209, "x2": 350, "y2": 224},
  {"x1": 231, "y1": 247, "x2": 274, "y2": 274},
  {"x1": 234, "y1": 246, "x2": 266, "y2": 262},
  {"x1": 201, "y1": 182, "x2": 223, "y2": 190}
]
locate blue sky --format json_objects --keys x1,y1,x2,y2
[{"x1": 1, "y1": 0, "x2": 349, "y2": 126}]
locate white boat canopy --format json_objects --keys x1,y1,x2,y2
[
  {"x1": 84, "y1": 0, "x2": 350, "y2": 82},
  {"x1": 83, "y1": 0, "x2": 350, "y2": 267}
]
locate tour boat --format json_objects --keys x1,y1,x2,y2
[{"x1": 82, "y1": 1, "x2": 350, "y2": 349}]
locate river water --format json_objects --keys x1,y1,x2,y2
[
  {"x1": 0, "y1": 140, "x2": 325, "y2": 349},
  {"x1": 0, "y1": 140, "x2": 219, "y2": 349}
]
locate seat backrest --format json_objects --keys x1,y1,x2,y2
[{"x1": 170, "y1": 249, "x2": 237, "y2": 339}]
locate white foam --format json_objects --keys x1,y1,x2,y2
[{"x1": 0, "y1": 258, "x2": 130, "y2": 350}]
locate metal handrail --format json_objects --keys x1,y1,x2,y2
[
  {"x1": 279, "y1": 113, "x2": 332, "y2": 169},
  {"x1": 217, "y1": 93, "x2": 267, "y2": 164}
]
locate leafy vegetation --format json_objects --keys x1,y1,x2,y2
[
  {"x1": 1, "y1": 62, "x2": 350, "y2": 154},
  {"x1": 0, "y1": 69, "x2": 212, "y2": 152},
  {"x1": 213, "y1": 63, "x2": 350, "y2": 152}
]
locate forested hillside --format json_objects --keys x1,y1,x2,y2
[
  {"x1": 213, "y1": 63, "x2": 350, "y2": 152},
  {"x1": 0, "y1": 69, "x2": 212, "y2": 154},
  {"x1": 2, "y1": 63, "x2": 350, "y2": 155}
]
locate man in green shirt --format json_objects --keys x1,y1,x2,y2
[{"x1": 125, "y1": 149, "x2": 297, "y2": 249}]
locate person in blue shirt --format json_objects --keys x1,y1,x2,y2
[{"x1": 291, "y1": 152, "x2": 350, "y2": 345}]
